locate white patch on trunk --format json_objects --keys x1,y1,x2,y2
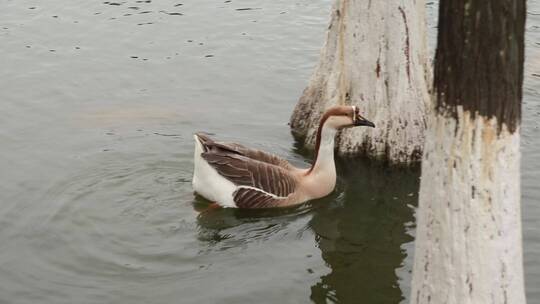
[
  {"x1": 410, "y1": 108, "x2": 525, "y2": 304},
  {"x1": 290, "y1": 0, "x2": 431, "y2": 163}
]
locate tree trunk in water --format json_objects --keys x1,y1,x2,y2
[
  {"x1": 411, "y1": 1, "x2": 526, "y2": 303},
  {"x1": 290, "y1": 0, "x2": 431, "y2": 164}
]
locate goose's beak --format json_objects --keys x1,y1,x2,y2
[{"x1": 354, "y1": 116, "x2": 375, "y2": 128}]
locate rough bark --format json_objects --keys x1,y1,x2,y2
[
  {"x1": 411, "y1": 1, "x2": 526, "y2": 303},
  {"x1": 434, "y1": 0, "x2": 525, "y2": 132},
  {"x1": 290, "y1": 0, "x2": 431, "y2": 164},
  {"x1": 411, "y1": 113, "x2": 525, "y2": 304}
]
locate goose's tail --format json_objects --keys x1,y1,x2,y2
[{"x1": 193, "y1": 133, "x2": 214, "y2": 153}]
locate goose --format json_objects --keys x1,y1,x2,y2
[{"x1": 192, "y1": 105, "x2": 375, "y2": 208}]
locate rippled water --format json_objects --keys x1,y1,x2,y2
[{"x1": 0, "y1": 0, "x2": 538, "y2": 303}]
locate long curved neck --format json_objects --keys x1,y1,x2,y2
[{"x1": 308, "y1": 124, "x2": 337, "y2": 175}]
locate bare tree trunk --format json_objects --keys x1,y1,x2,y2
[
  {"x1": 411, "y1": 1, "x2": 526, "y2": 303},
  {"x1": 290, "y1": 0, "x2": 431, "y2": 164}
]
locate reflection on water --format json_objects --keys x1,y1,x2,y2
[
  {"x1": 309, "y1": 159, "x2": 418, "y2": 304},
  {"x1": 1, "y1": 0, "x2": 539, "y2": 303},
  {"x1": 192, "y1": 147, "x2": 419, "y2": 304},
  {"x1": 195, "y1": 197, "x2": 316, "y2": 253}
]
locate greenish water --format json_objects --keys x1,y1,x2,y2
[{"x1": 0, "y1": 0, "x2": 538, "y2": 303}]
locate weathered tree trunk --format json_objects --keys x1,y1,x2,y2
[
  {"x1": 290, "y1": 0, "x2": 431, "y2": 163},
  {"x1": 411, "y1": 1, "x2": 526, "y2": 303}
]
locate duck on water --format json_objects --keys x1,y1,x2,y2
[{"x1": 192, "y1": 105, "x2": 375, "y2": 208}]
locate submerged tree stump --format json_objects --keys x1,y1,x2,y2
[
  {"x1": 290, "y1": 0, "x2": 431, "y2": 164},
  {"x1": 411, "y1": 1, "x2": 526, "y2": 303}
]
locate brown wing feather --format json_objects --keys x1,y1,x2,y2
[
  {"x1": 201, "y1": 152, "x2": 297, "y2": 198},
  {"x1": 233, "y1": 145, "x2": 293, "y2": 169},
  {"x1": 195, "y1": 133, "x2": 292, "y2": 169},
  {"x1": 201, "y1": 153, "x2": 252, "y2": 186},
  {"x1": 233, "y1": 187, "x2": 282, "y2": 208}
]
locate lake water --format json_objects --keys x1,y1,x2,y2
[{"x1": 0, "y1": 0, "x2": 538, "y2": 303}]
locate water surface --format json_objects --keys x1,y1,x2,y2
[{"x1": 0, "y1": 0, "x2": 538, "y2": 303}]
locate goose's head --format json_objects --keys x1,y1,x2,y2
[{"x1": 322, "y1": 105, "x2": 375, "y2": 130}]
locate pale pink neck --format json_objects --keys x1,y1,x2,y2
[{"x1": 308, "y1": 125, "x2": 336, "y2": 176}]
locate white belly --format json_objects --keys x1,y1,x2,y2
[{"x1": 192, "y1": 135, "x2": 237, "y2": 207}]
